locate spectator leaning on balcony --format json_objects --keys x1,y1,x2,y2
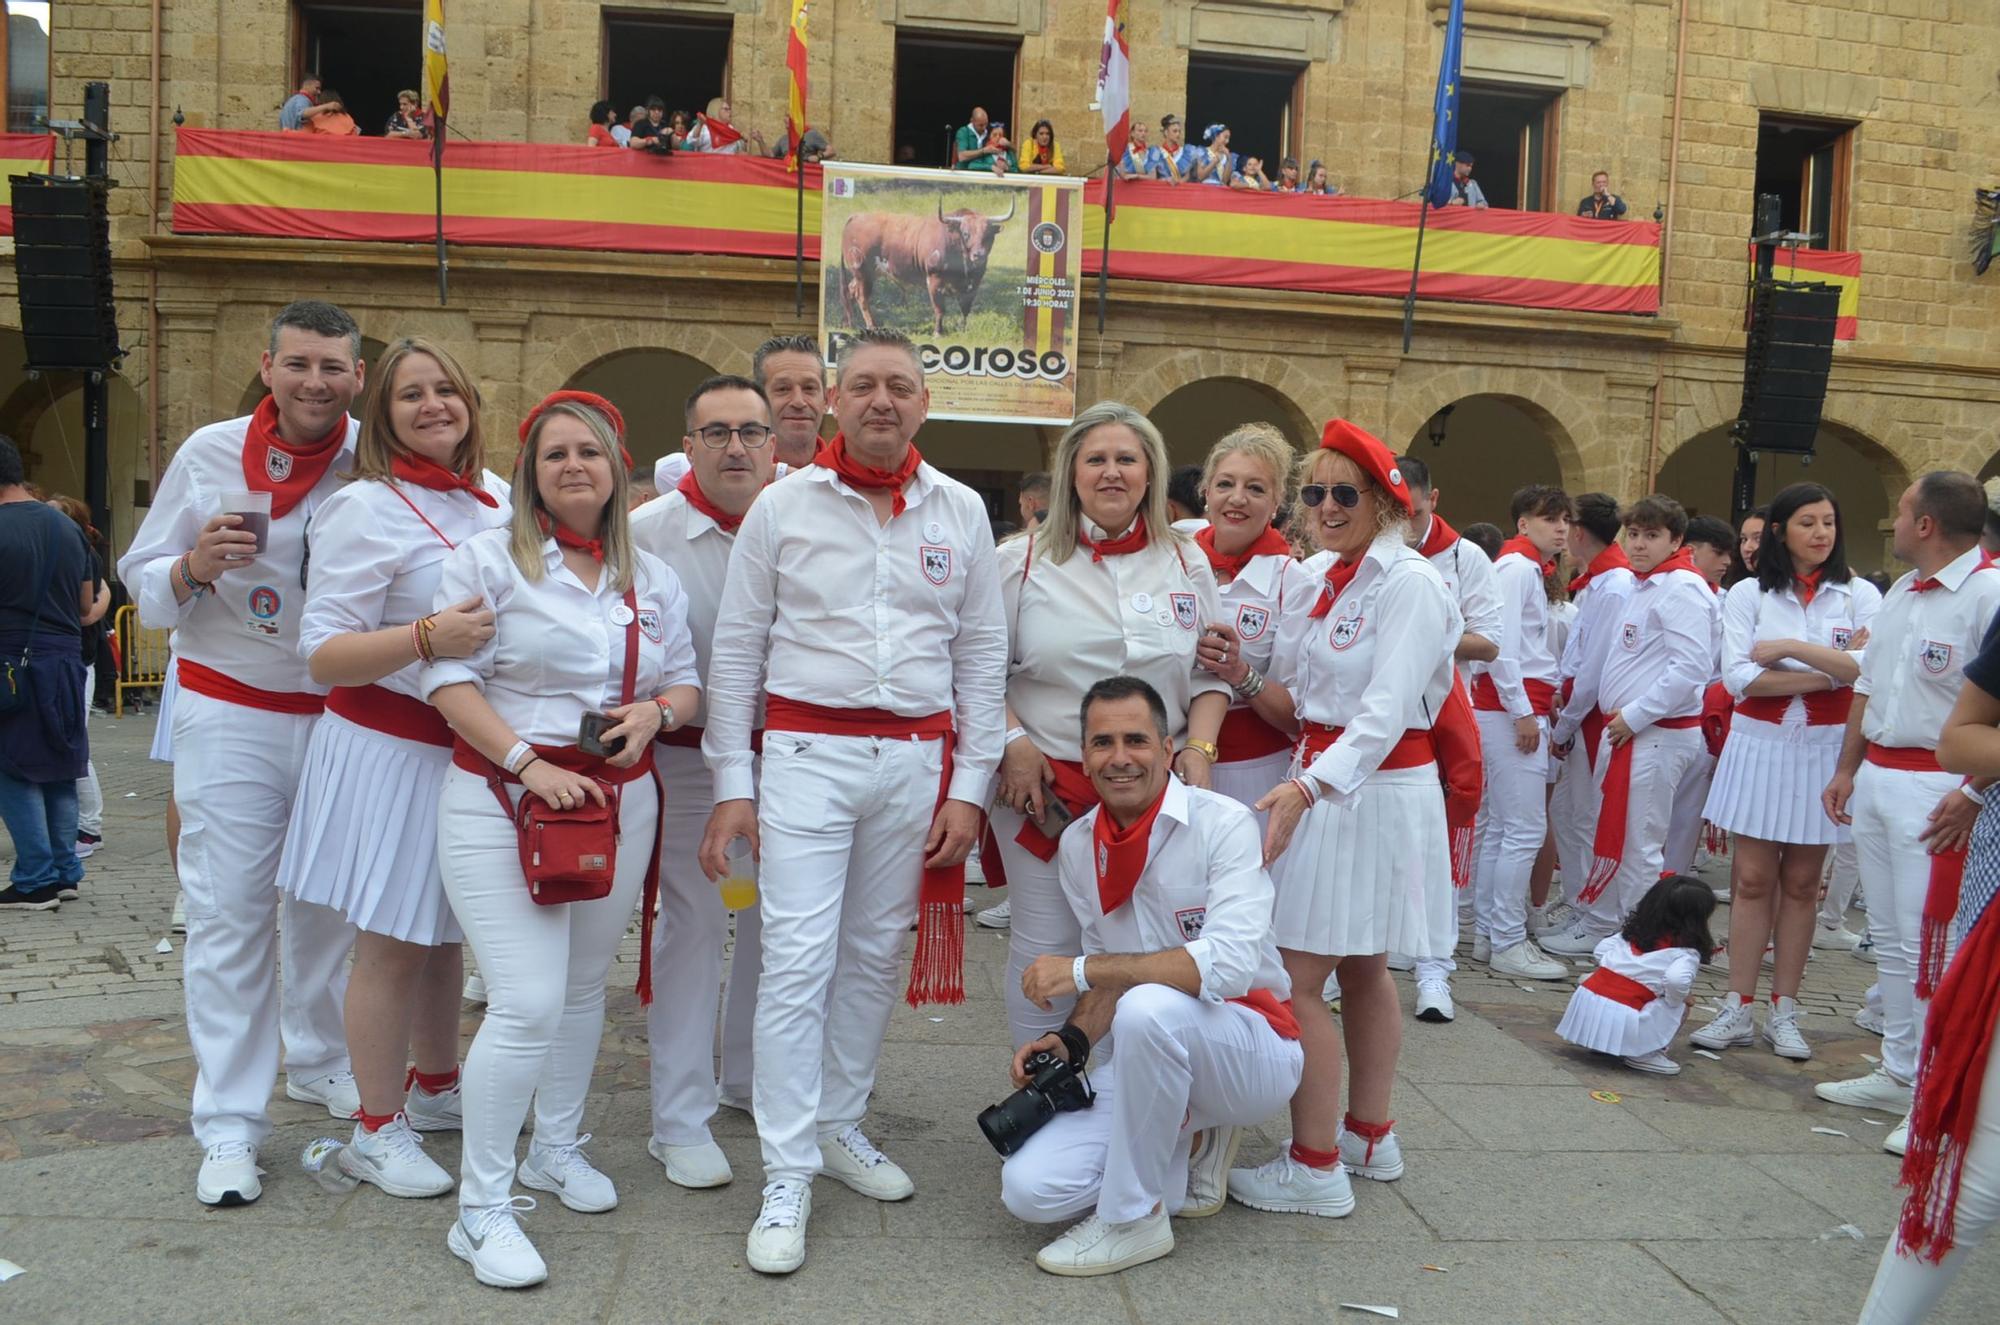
[
  {"x1": 1024, "y1": 120, "x2": 1067, "y2": 175},
  {"x1": 386, "y1": 90, "x2": 430, "y2": 141},
  {"x1": 586, "y1": 100, "x2": 621, "y2": 148},
  {"x1": 686, "y1": 97, "x2": 764, "y2": 155},
  {"x1": 1156, "y1": 115, "x2": 1200, "y2": 184},
  {"x1": 1301, "y1": 160, "x2": 1339, "y2": 197},
  {"x1": 955, "y1": 106, "x2": 1013, "y2": 171},
  {"x1": 1115, "y1": 119, "x2": 1158, "y2": 181},
  {"x1": 1446, "y1": 151, "x2": 1487, "y2": 208},
  {"x1": 280, "y1": 73, "x2": 340, "y2": 132},
  {"x1": 615, "y1": 106, "x2": 643, "y2": 147},
  {"x1": 628, "y1": 97, "x2": 673, "y2": 156},
  {"x1": 1196, "y1": 125, "x2": 1240, "y2": 188},
  {"x1": 1235, "y1": 156, "x2": 1272, "y2": 192},
  {"x1": 770, "y1": 127, "x2": 833, "y2": 165},
  {"x1": 303, "y1": 90, "x2": 359, "y2": 137},
  {"x1": 1577, "y1": 170, "x2": 1628, "y2": 221},
  {"x1": 1274, "y1": 158, "x2": 1302, "y2": 193}
]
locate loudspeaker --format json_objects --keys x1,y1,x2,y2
[
  {"x1": 10, "y1": 174, "x2": 121, "y2": 370},
  {"x1": 1733, "y1": 279, "x2": 1838, "y2": 456}
]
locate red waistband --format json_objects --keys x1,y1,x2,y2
[
  {"x1": 451, "y1": 736, "x2": 652, "y2": 785},
  {"x1": 1582, "y1": 966, "x2": 1657, "y2": 1011},
  {"x1": 1298, "y1": 721, "x2": 1434, "y2": 770},
  {"x1": 1218, "y1": 705, "x2": 1293, "y2": 762},
  {"x1": 1623, "y1": 713, "x2": 1702, "y2": 731},
  {"x1": 1471, "y1": 673, "x2": 1555, "y2": 717},
  {"x1": 1866, "y1": 742, "x2": 1943, "y2": 773},
  {"x1": 177, "y1": 658, "x2": 325, "y2": 715},
  {"x1": 326, "y1": 683, "x2": 452, "y2": 748},
  {"x1": 763, "y1": 695, "x2": 951, "y2": 740},
  {"x1": 1734, "y1": 688, "x2": 1854, "y2": 727},
  {"x1": 656, "y1": 723, "x2": 765, "y2": 753},
  {"x1": 1228, "y1": 989, "x2": 1301, "y2": 1040}
]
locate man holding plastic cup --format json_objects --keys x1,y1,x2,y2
[
  {"x1": 631, "y1": 373, "x2": 776, "y2": 1191},
  {"x1": 118, "y1": 300, "x2": 367, "y2": 1207}
]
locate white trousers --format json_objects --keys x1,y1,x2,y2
[
  {"x1": 753, "y1": 732, "x2": 941, "y2": 1184},
  {"x1": 76, "y1": 664, "x2": 102, "y2": 836},
  {"x1": 1552, "y1": 740, "x2": 1598, "y2": 906},
  {"x1": 1821, "y1": 840, "x2": 1863, "y2": 928},
  {"x1": 1001, "y1": 988, "x2": 1303, "y2": 1224},
  {"x1": 992, "y1": 802, "x2": 1080, "y2": 1048},
  {"x1": 1580, "y1": 726, "x2": 1704, "y2": 938},
  {"x1": 646, "y1": 745, "x2": 761, "y2": 1147},
  {"x1": 1858, "y1": 1014, "x2": 2000, "y2": 1323},
  {"x1": 1662, "y1": 747, "x2": 1717, "y2": 876},
  {"x1": 173, "y1": 690, "x2": 354, "y2": 1148},
  {"x1": 1853, "y1": 762, "x2": 1961, "y2": 1085},
  {"x1": 437, "y1": 767, "x2": 652, "y2": 1209},
  {"x1": 1473, "y1": 709, "x2": 1548, "y2": 951}
]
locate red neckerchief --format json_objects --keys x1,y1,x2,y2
[
  {"x1": 676, "y1": 469, "x2": 743, "y2": 534},
  {"x1": 1416, "y1": 514, "x2": 1461, "y2": 560},
  {"x1": 1636, "y1": 547, "x2": 1698, "y2": 581},
  {"x1": 390, "y1": 453, "x2": 499, "y2": 508},
  {"x1": 1567, "y1": 543, "x2": 1631, "y2": 596},
  {"x1": 1194, "y1": 523, "x2": 1288, "y2": 580},
  {"x1": 1795, "y1": 568, "x2": 1823, "y2": 606},
  {"x1": 813, "y1": 433, "x2": 921, "y2": 517},
  {"x1": 242, "y1": 395, "x2": 346, "y2": 518},
  {"x1": 1911, "y1": 575, "x2": 1945, "y2": 594},
  {"x1": 700, "y1": 115, "x2": 744, "y2": 148},
  {"x1": 1079, "y1": 520, "x2": 1150, "y2": 562},
  {"x1": 539, "y1": 512, "x2": 605, "y2": 563},
  {"x1": 1307, "y1": 555, "x2": 1363, "y2": 619},
  {"x1": 1093, "y1": 782, "x2": 1170, "y2": 915},
  {"x1": 1497, "y1": 535, "x2": 1555, "y2": 576}
]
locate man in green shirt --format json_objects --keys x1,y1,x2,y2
[{"x1": 953, "y1": 106, "x2": 1015, "y2": 172}]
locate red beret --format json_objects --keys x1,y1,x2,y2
[
  {"x1": 519, "y1": 390, "x2": 633, "y2": 469},
  {"x1": 1317, "y1": 418, "x2": 1412, "y2": 515}
]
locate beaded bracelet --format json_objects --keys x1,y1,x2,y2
[{"x1": 176, "y1": 553, "x2": 212, "y2": 597}]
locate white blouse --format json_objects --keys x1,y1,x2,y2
[{"x1": 1721, "y1": 574, "x2": 1881, "y2": 709}]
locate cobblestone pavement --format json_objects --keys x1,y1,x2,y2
[{"x1": 1, "y1": 711, "x2": 1995, "y2": 1322}]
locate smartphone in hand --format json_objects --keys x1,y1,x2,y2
[
  {"x1": 1030, "y1": 796, "x2": 1074, "y2": 840},
  {"x1": 577, "y1": 710, "x2": 626, "y2": 757}
]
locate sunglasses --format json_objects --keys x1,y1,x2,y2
[{"x1": 1299, "y1": 483, "x2": 1363, "y2": 510}]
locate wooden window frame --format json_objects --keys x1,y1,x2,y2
[{"x1": 598, "y1": 8, "x2": 735, "y2": 106}]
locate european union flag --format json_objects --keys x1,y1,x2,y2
[{"x1": 1424, "y1": 0, "x2": 1465, "y2": 207}]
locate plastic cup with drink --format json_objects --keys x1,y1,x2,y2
[
  {"x1": 719, "y1": 836, "x2": 758, "y2": 911},
  {"x1": 217, "y1": 490, "x2": 273, "y2": 557}
]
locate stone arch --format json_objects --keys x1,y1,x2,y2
[
  {"x1": 1387, "y1": 390, "x2": 1580, "y2": 530},
  {"x1": 1383, "y1": 366, "x2": 1592, "y2": 491},
  {"x1": 1145, "y1": 376, "x2": 1317, "y2": 469},
  {"x1": 523, "y1": 319, "x2": 758, "y2": 407},
  {"x1": 559, "y1": 346, "x2": 725, "y2": 477},
  {"x1": 1115, "y1": 346, "x2": 1329, "y2": 441}
]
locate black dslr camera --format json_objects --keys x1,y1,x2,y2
[{"x1": 977, "y1": 1025, "x2": 1095, "y2": 1156}]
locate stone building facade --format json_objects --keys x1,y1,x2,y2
[{"x1": 6, "y1": 0, "x2": 1999, "y2": 569}]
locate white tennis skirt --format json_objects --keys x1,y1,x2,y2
[
  {"x1": 276, "y1": 710, "x2": 461, "y2": 945},
  {"x1": 149, "y1": 664, "x2": 179, "y2": 763},
  {"x1": 1701, "y1": 714, "x2": 1847, "y2": 846},
  {"x1": 1210, "y1": 749, "x2": 1291, "y2": 830},
  {"x1": 1270, "y1": 764, "x2": 1452, "y2": 959},
  {"x1": 1555, "y1": 984, "x2": 1688, "y2": 1058}
]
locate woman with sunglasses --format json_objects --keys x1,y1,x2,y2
[
  {"x1": 992, "y1": 401, "x2": 1229, "y2": 1048},
  {"x1": 1226, "y1": 420, "x2": 1459, "y2": 1219}
]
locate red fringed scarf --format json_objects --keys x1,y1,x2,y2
[
  {"x1": 1093, "y1": 782, "x2": 1170, "y2": 915},
  {"x1": 1013, "y1": 760, "x2": 1101, "y2": 862},
  {"x1": 1195, "y1": 523, "x2": 1289, "y2": 581},
  {"x1": 1496, "y1": 535, "x2": 1555, "y2": 576},
  {"x1": 700, "y1": 115, "x2": 744, "y2": 148},
  {"x1": 391, "y1": 453, "x2": 499, "y2": 507},
  {"x1": 1416, "y1": 514, "x2": 1461, "y2": 560},
  {"x1": 676, "y1": 469, "x2": 743, "y2": 534},
  {"x1": 1567, "y1": 543, "x2": 1631, "y2": 597},
  {"x1": 813, "y1": 433, "x2": 921, "y2": 517},
  {"x1": 1431, "y1": 674, "x2": 1484, "y2": 888},
  {"x1": 1079, "y1": 520, "x2": 1149, "y2": 562},
  {"x1": 1918, "y1": 843, "x2": 1968, "y2": 1000},
  {"x1": 242, "y1": 396, "x2": 347, "y2": 518},
  {"x1": 1307, "y1": 555, "x2": 1363, "y2": 618}
]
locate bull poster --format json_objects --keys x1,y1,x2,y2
[{"x1": 819, "y1": 163, "x2": 1084, "y2": 425}]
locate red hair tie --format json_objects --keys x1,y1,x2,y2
[{"x1": 519, "y1": 390, "x2": 632, "y2": 469}]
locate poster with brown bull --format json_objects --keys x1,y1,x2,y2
[{"x1": 819, "y1": 163, "x2": 1083, "y2": 425}]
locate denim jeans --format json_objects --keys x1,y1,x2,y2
[{"x1": 0, "y1": 767, "x2": 81, "y2": 891}]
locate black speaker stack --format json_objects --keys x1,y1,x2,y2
[
  {"x1": 9, "y1": 172, "x2": 122, "y2": 370},
  {"x1": 1732, "y1": 278, "x2": 1839, "y2": 456}
]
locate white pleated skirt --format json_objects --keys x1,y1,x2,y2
[
  {"x1": 276, "y1": 710, "x2": 461, "y2": 945},
  {"x1": 1271, "y1": 764, "x2": 1451, "y2": 959},
  {"x1": 1210, "y1": 749, "x2": 1291, "y2": 828},
  {"x1": 1701, "y1": 714, "x2": 1847, "y2": 846},
  {"x1": 149, "y1": 664, "x2": 179, "y2": 763},
  {"x1": 1555, "y1": 985, "x2": 1687, "y2": 1058}
]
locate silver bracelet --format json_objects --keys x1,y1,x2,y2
[
  {"x1": 1072, "y1": 954, "x2": 1092, "y2": 994},
  {"x1": 1233, "y1": 668, "x2": 1266, "y2": 699}
]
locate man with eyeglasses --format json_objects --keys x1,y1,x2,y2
[{"x1": 631, "y1": 374, "x2": 779, "y2": 1193}]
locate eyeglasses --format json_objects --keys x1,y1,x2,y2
[
  {"x1": 1299, "y1": 483, "x2": 1363, "y2": 510},
  {"x1": 693, "y1": 423, "x2": 773, "y2": 449}
]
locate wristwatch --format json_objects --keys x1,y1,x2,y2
[{"x1": 1183, "y1": 739, "x2": 1220, "y2": 763}]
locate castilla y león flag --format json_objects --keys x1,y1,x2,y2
[
  {"x1": 786, "y1": 1, "x2": 809, "y2": 168},
  {"x1": 423, "y1": 0, "x2": 449, "y2": 134}
]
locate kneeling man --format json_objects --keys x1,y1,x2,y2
[{"x1": 1000, "y1": 676, "x2": 1303, "y2": 1276}]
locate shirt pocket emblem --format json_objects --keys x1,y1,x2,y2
[
  {"x1": 1921, "y1": 639, "x2": 1953, "y2": 674},
  {"x1": 1831, "y1": 626, "x2": 1852, "y2": 649},
  {"x1": 1175, "y1": 906, "x2": 1207, "y2": 941},
  {"x1": 1621, "y1": 622, "x2": 1639, "y2": 650},
  {"x1": 1171, "y1": 592, "x2": 1198, "y2": 631},
  {"x1": 1329, "y1": 613, "x2": 1364, "y2": 650},
  {"x1": 1235, "y1": 604, "x2": 1269, "y2": 641},
  {"x1": 921, "y1": 545, "x2": 952, "y2": 586},
  {"x1": 637, "y1": 609, "x2": 663, "y2": 644}
]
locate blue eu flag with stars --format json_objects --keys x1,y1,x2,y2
[{"x1": 1424, "y1": 0, "x2": 1465, "y2": 207}]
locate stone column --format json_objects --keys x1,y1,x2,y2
[
  {"x1": 1596, "y1": 374, "x2": 1657, "y2": 498},
  {"x1": 154, "y1": 299, "x2": 221, "y2": 464},
  {"x1": 471, "y1": 311, "x2": 532, "y2": 471},
  {"x1": 1343, "y1": 357, "x2": 1399, "y2": 434}
]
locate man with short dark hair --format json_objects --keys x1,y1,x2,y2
[
  {"x1": 1660, "y1": 513, "x2": 1736, "y2": 876},
  {"x1": 280, "y1": 73, "x2": 339, "y2": 131},
  {"x1": 1167, "y1": 464, "x2": 1206, "y2": 531},
  {"x1": 1577, "y1": 171, "x2": 1627, "y2": 221},
  {"x1": 1017, "y1": 471, "x2": 1051, "y2": 530},
  {"x1": 1446, "y1": 151, "x2": 1487, "y2": 208},
  {"x1": 999, "y1": 676, "x2": 1300, "y2": 1277},
  {"x1": 629, "y1": 96, "x2": 673, "y2": 155},
  {"x1": 751, "y1": 335, "x2": 828, "y2": 471}
]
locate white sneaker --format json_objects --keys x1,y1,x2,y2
[
  {"x1": 1689, "y1": 995, "x2": 1756, "y2": 1050},
  {"x1": 1763, "y1": 997, "x2": 1812, "y2": 1060},
  {"x1": 171, "y1": 894, "x2": 186, "y2": 934},
  {"x1": 1814, "y1": 1067, "x2": 1912, "y2": 1111},
  {"x1": 518, "y1": 1134, "x2": 618, "y2": 1212},
  {"x1": 1321, "y1": 973, "x2": 1342, "y2": 1004},
  {"x1": 403, "y1": 1080, "x2": 463, "y2": 1132},
  {"x1": 1226, "y1": 1151, "x2": 1356, "y2": 1217},
  {"x1": 717, "y1": 1090, "x2": 753, "y2": 1114},
  {"x1": 195, "y1": 1140, "x2": 262, "y2": 1206},
  {"x1": 1338, "y1": 1124, "x2": 1403, "y2": 1181},
  {"x1": 1414, "y1": 977, "x2": 1455, "y2": 1024},
  {"x1": 1853, "y1": 937, "x2": 1878, "y2": 964},
  {"x1": 975, "y1": 899, "x2": 1012, "y2": 929},
  {"x1": 339, "y1": 1116, "x2": 453, "y2": 1198},
  {"x1": 817, "y1": 1124, "x2": 914, "y2": 1201},
  {"x1": 1181, "y1": 1125, "x2": 1240, "y2": 1218},
  {"x1": 1034, "y1": 1210, "x2": 1174, "y2": 1277},
  {"x1": 287, "y1": 1069, "x2": 361, "y2": 1120},
  {"x1": 746, "y1": 1179, "x2": 811, "y2": 1274},
  {"x1": 448, "y1": 1197, "x2": 547, "y2": 1289},
  {"x1": 1884, "y1": 1115, "x2": 1910, "y2": 1157},
  {"x1": 1492, "y1": 939, "x2": 1569, "y2": 979},
  {"x1": 1853, "y1": 1004, "x2": 1886, "y2": 1036},
  {"x1": 1537, "y1": 923, "x2": 1599, "y2": 958},
  {"x1": 462, "y1": 974, "x2": 487, "y2": 1004},
  {"x1": 649, "y1": 1137, "x2": 733, "y2": 1189},
  {"x1": 1812, "y1": 924, "x2": 1863, "y2": 952},
  {"x1": 964, "y1": 852, "x2": 986, "y2": 885},
  {"x1": 1532, "y1": 900, "x2": 1580, "y2": 937},
  {"x1": 1385, "y1": 953, "x2": 1415, "y2": 972},
  {"x1": 1471, "y1": 933, "x2": 1492, "y2": 964},
  {"x1": 1623, "y1": 1051, "x2": 1681, "y2": 1076}
]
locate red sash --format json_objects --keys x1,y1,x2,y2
[
  {"x1": 1432, "y1": 675, "x2": 1483, "y2": 889},
  {"x1": 1297, "y1": 722, "x2": 1434, "y2": 771},
  {"x1": 325, "y1": 683, "x2": 451, "y2": 748},
  {"x1": 1576, "y1": 713, "x2": 1703, "y2": 905},
  {"x1": 1229, "y1": 988, "x2": 1301, "y2": 1040},
  {"x1": 1013, "y1": 758, "x2": 1101, "y2": 862},
  {"x1": 1218, "y1": 705, "x2": 1292, "y2": 762},
  {"x1": 177, "y1": 658, "x2": 325, "y2": 715},
  {"x1": 1582, "y1": 965, "x2": 1658, "y2": 1011},
  {"x1": 1919, "y1": 845, "x2": 1968, "y2": 1001},
  {"x1": 1734, "y1": 689, "x2": 1853, "y2": 726},
  {"x1": 1867, "y1": 743, "x2": 1943, "y2": 773},
  {"x1": 1700, "y1": 680, "x2": 1734, "y2": 758},
  {"x1": 1471, "y1": 672, "x2": 1556, "y2": 717}
]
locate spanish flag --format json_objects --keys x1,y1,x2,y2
[{"x1": 786, "y1": 1, "x2": 809, "y2": 170}]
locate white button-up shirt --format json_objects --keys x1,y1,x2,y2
[
  {"x1": 1720, "y1": 574, "x2": 1880, "y2": 707},
  {"x1": 703, "y1": 460, "x2": 1006, "y2": 805},
  {"x1": 421, "y1": 528, "x2": 700, "y2": 746},
  {"x1": 1215, "y1": 551, "x2": 1316, "y2": 749},
  {"x1": 1421, "y1": 520, "x2": 1504, "y2": 648},
  {"x1": 1552, "y1": 567, "x2": 1637, "y2": 745},
  {"x1": 1474, "y1": 547, "x2": 1559, "y2": 718},
  {"x1": 1057, "y1": 778, "x2": 1290, "y2": 1006},
  {"x1": 1597, "y1": 567, "x2": 1721, "y2": 731},
  {"x1": 118, "y1": 414, "x2": 358, "y2": 695},
  {"x1": 297, "y1": 473, "x2": 510, "y2": 701},
  {"x1": 1858, "y1": 546, "x2": 2000, "y2": 749},
  {"x1": 998, "y1": 527, "x2": 1229, "y2": 761},
  {"x1": 1274, "y1": 532, "x2": 1460, "y2": 796},
  {"x1": 630, "y1": 487, "x2": 739, "y2": 725}
]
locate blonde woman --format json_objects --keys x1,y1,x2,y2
[
  {"x1": 994, "y1": 401, "x2": 1229, "y2": 1047},
  {"x1": 277, "y1": 338, "x2": 508, "y2": 1197},
  {"x1": 425, "y1": 392, "x2": 701, "y2": 1288},
  {"x1": 685, "y1": 96, "x2": 763, "y2": 154}
]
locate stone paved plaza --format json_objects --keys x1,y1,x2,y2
[{"x1": 2, "y1": 711, "x2": 1997, "y2": 1323}]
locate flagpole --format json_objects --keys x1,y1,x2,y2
[
  {"x1": 1400, "y1": 194, "x2": 1430, "y2": 354},
  {"x1": 433, "y1": 127, "x2": 447, "y2": 306},
  {"x1": 794, "y1": 139, "x2": 806, "y2": 317},
  {"x1": 1097, "y1": 170, "x2": 1115, "y2": 335}
]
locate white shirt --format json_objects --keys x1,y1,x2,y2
[
  {"x1": 1273, "y1": 531, "x2": 1460, "y2": 796},
  {"x1": 1720, "y1": 574, "x2": 1880, "y2": 709},
  {"x1": 118, "y1": 413, "x2": 359, "y2": 695},
  {"x1": 1587, "y1": 936, "x2": 1700, "y2": 1006},
  {"x1": 421, "y1": 528, "x2": 701, "y2": 746},
  {"x1": 297, "y1": 474, "x2": 510, "y2": 701},
  {"x1": 1857, "y1": 546, "x2": 2000, "y2": 749},
  {"x1": 1597, "y1": 567, "x2": 1721, "y2": 731},
  {"x1": 1551, "y1": 566, "x2": 1637, "y2": 745},
  {"x1": 630, "y1": 487, "x2": 740, "y2": 726},
  {"x1": 998, "y1": 527, "x2": 1229, "y2": 760},
  {"x1": 1422, "y1": 521, "x2": 1504, "y2": 648},
  {"x1": 1216, "y1": 552, "x2": 1316, "y2": 744},
  {"x1": 1475, "y1": 547, "x2": 1559, "y2": 718},
  {"x1": 703, "y1": 459, "x2": 1007, "y2": 805},
  {"x1": 1057, "y1": 779, "x2": 1290, "y2": 1007}
]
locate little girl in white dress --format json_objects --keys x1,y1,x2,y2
[{"x1": 1557, "y1": 875, "x2": 1717, "y2": 1075}]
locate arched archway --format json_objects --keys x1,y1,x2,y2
[
  {"x1": 563, "y1": 347, "x2": 721, "y2": 474},
  {"x1": 918, "y1": 419, "x2": 1051, "y2": 529},
  {"x1": 1401, "y1": 394, "x2": 1571, "y2": 531},
  {"x1": 1147, "y1": 377, "x2": 1312, "y2": 470}
]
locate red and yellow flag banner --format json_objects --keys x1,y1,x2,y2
[
  {"x1": 785, "y1": 1, "x2": 809, "y2": 169},
  {"x1": 0, "y1": 132, "x2": 58, "y2": 237},
  {"x1": 1749, "y1": 245, "x2": 1862, "y2": 340}
]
